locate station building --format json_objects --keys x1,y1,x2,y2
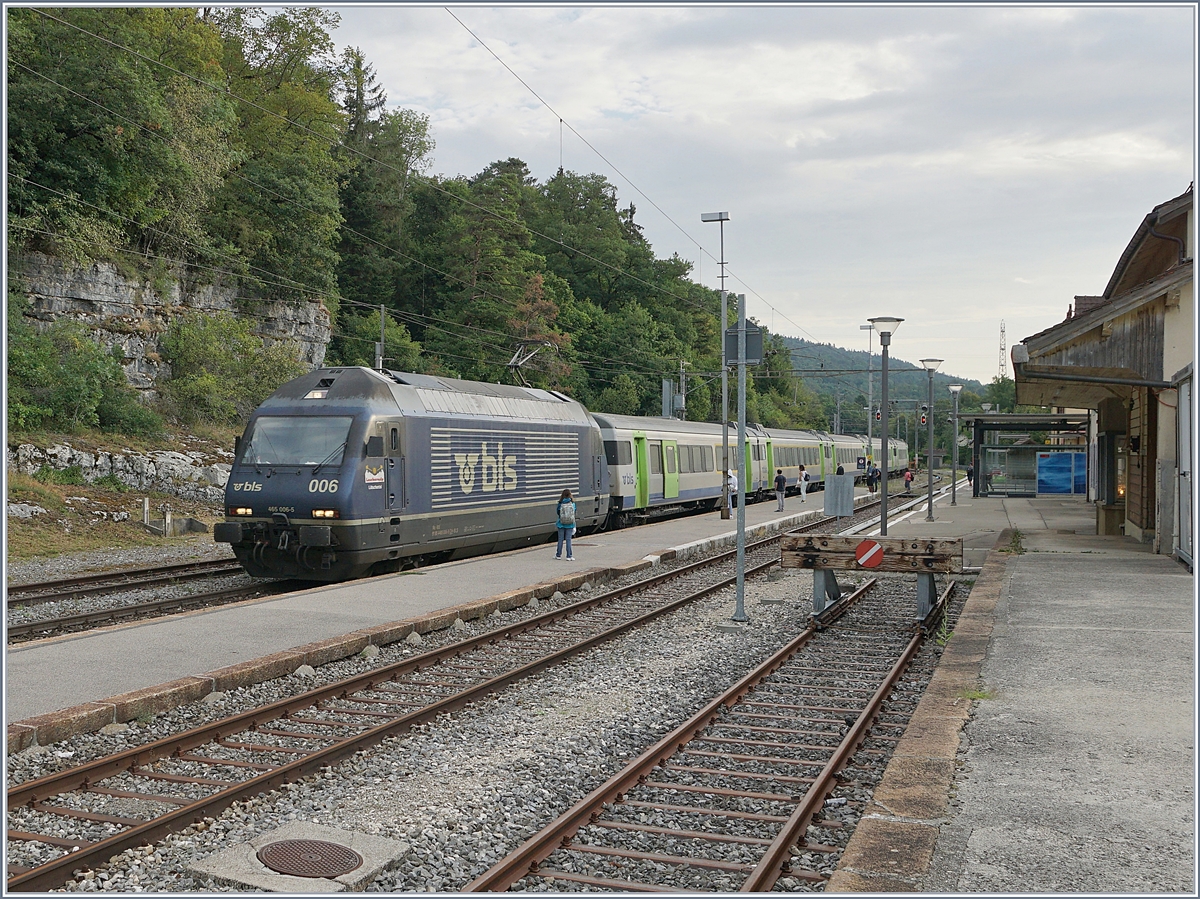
[{"x1": 1012, "y1": 185, "x2": 1194, "y2": 567}]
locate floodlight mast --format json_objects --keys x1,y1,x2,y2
[
  {"x1": 868, "y1": 317, "x2": 903, "y2": 535},
  {"x1": 920, "y1": 358, "x2": 943, "y2": 521},
  {"x1": 702, "y1": 212, "x2": 731, "y2": 520}
]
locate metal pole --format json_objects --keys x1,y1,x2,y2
[
  {"x1": 880, "y1": 334, "x2": 890, "y2": 536},
  {"x1": 720, "y1": 224, "x2": 730, "y2": 521},
  {"x1": 733, "y1": 293, "x2": 748, "y2": 622},
  {"x1": 950, "y1": 386, "x2": 962, "y2": 505},
  {"x1": 861, "y1": 325, "x2": 873, "y2": 459},
  {"x1": 926, "y1": 369, "x2": 936, "y2": 521}
]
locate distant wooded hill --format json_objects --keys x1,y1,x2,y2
[{"x1": 779, "y1": 337, "x2": 988, "y2": 434}]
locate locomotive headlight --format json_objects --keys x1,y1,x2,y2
[
  {"x1": 229, "y1": 507, "x2": 255, "y2": 516},
  {"x1": 311, "y1": 509, "x2": 340, "y2": 519}
]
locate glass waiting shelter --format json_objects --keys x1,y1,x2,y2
[{"x1": 966, "y1": 413, "x2": 1093, "y2": 498}]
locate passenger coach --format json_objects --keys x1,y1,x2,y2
[{"x1": 215, "y1": 367, "x2": 608, "y2": 580}]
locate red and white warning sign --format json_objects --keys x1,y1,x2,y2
[{"x1": 854, "y1": 539, "x2": 884, "y2": 568}]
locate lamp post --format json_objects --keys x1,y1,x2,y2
[
  {"x1": 733, "y1": 292, "x2": 749, "y2": 623},
  {"x1": 920, "y1": 359, "x2": 943, "y2": 521},
  {"x1": 949, "y1": 384, "x2": 963, "y2": 505},
  {"x1": 869, "y1": 317, "x2": 903, "y2": 535},
  {"x1": 860, "y1": 323, "x2": 873, "y2": 460},
  {"x1": 702, "y1": 211, "x2": 731, "y2": 520}
]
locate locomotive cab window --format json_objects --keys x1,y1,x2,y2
[{"x1": 241, "y1": 416, "x2": 353, "y2": 467}]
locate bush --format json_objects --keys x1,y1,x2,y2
[
  {"x1": 93, "y1": 474, "x2": 129, "y2": 492},
  {"x1": 159, "y1": 311, "x2": 307, "y2": 425},
  {"x1": 34, "y1": 464, "x2": 86, "y2": 485},
  {"x1": 6, "y1": 285, "x2": 165, "y2": 437}
]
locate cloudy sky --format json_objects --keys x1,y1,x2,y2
[{"x1": 329, "y1": 4, "x2": 1195, "y2": 385}]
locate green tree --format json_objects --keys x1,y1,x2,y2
[
  {"x1": 6, "y1": 286, "x2": 161, "y2": 435},
  {"x1": 206, "y1": 7, "x2": 347, "y2": 306},
  {"x1": 7, "y1": 7, "x2": 237, "y2": 263},
  {"x1": 326, "y1": 308, "x2": 421, "y2": 371},
  {"x1": 160, "y1": 311, "x2": 305, "y2": 424}
]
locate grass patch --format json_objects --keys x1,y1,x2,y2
[
  {"x1": 92, "y1": 474, "x2": 129, "y2": 493},
  {"x1": 933, "y1": 618, "x2": 953, "y2": 646},
  {"x1": 1000, "y1": 528, "x2": 1026, "y2": 554},
  {"x1": 958, "y1": 686, "x2": 998, "y2": 701},
  {"x1": 34, "y1": 464, "x2": 86, "y2": 485},
  {"x1": 6, "y1": 470, "x2": 65, "y2": 511}
]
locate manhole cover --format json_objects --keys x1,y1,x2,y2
[{"x1": 256, "y1": 839, "x2": 363, "y2": 878}]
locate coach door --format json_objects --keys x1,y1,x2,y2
[
  {"x1": 648, "y1": 440, "x2": 665, "y2": 499},
  {"x1": 386, "y1": 420, "x2": 404, "y2": 513},
  {"x1": 663, "y1": 440, "x2": 679, "y2": 499},
  {"x1": 633, "y1": 432, "x2": 650, "y2": 508}
]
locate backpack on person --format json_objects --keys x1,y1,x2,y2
[{"x1": 558, "y1": 501, "x2": 576, "y2": 526}]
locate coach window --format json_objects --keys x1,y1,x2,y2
[
  {"x1": 650, "y1": 448, "x2": 662, "y2": 475},
  {"x1": 604, "y1": 440, "x2": 632, "y2": 466},
  {"x1": 666, "y1": 445, "x2": 677, "y2": 474},
  {"x1": 678, "y1": 446, "x2": 692, "y2": 474}
]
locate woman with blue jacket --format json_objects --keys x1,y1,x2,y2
[{"x1": 555, "y1": 489, "x2": 576, "y2": 561}]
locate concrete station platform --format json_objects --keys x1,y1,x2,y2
[{"x1": 828, "y1": 491, "x2": 1196, "y2": 893}]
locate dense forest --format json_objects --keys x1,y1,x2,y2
[{"x1": 7, "y1": 7, "x2": 1006, "y2": 443}]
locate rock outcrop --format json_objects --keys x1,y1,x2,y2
[
  {"x1": 11, "y1": 252, "x2": 330, "y2": 397},
  {"x1": 7, "y1": 443, "x2": 232, "y2": 504}
]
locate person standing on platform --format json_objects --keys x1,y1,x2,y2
[
  {"x1": 967, "y1": 464, "x2": 975, "y2": 486},
  {"x1": 903, "y1": 468, "x2": 914, "y2": 495},
  {"x1": 555, "y1": 489, "x2": 576, "y2": 561},
  {"x1": 798, "y1": 464, "x2": 810, "y2": 503},
  {"x1": 728, "y1": 470, "x2": 738, "y2": 512},
  {"x1": 774, "y1": 468, "x2": 787, "y2": 511},
  {"x1": 836, "y1": 463, "x2": 845, "y2": 475}
]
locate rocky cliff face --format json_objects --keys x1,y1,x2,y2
[{"x1": 12, "y1": 252, "x2": 330, "y2": 397}]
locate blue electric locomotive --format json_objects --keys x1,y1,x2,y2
[{"x1": 214, "y1": 367, "x2": 608, "y2": 580}]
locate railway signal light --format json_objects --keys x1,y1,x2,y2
[
  {"x1": 920, "y1": 405, "x2": 928, "y2": 425},
  {"x1": 920, "y1": 412, "x2": 927, "y2": 425},
  {"x1": 875, "y1": 409, "x2": 881, "y2": 421}
]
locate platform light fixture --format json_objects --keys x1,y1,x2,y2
[
  {"x1": 868, "y1": 317, "x2": 903, "y2": 535},
  {"x1": 920, "y1": 359, "x2": 943, "y2": 521}
]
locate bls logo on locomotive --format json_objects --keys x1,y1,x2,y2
[
  {"x1": 454, "y1": 442, "x2": 518, "y2": 495},
  {"x1": 231, "y1": 481, "x2": 263, "y2": 492}
]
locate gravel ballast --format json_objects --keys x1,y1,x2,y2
[{"x1": 8, "y1": 564, "x2": 956, "y2": 893}]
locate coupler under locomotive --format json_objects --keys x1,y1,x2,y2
[{"x1": 214, "y1": 513, "x2": 356, "y2": 581}]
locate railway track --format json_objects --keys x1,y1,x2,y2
[
  {"x1": 5, "y1": 535, "x2": 788, "y2": 891},
  {"x1": 5, "y1": 582, "x2": 293, "y2": 643},
  {"x1": 466, "y1": 578, "x2": 954, "y2": 892},
  {"x1": 6, "y1": 559, "x2": 244, "y2": 607}
]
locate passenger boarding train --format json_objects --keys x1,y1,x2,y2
[{"x1": 215, "y1": 367, "x2": 908, "y2": 581}]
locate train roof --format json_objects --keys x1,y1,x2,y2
[
  {"x1": 261, "y1": 367, "x2": 591, "y2": 424},
  {"x1": 589, "y1": 414, "x2": 751, "y2": 438}
]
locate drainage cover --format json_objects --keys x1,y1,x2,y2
[{"x1": 256, "y1": 839, "x2": 363, "y2": 878}]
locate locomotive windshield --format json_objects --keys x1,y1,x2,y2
[{"x1": 241, "y1": 416, "x2": 353, "y2": 467}]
